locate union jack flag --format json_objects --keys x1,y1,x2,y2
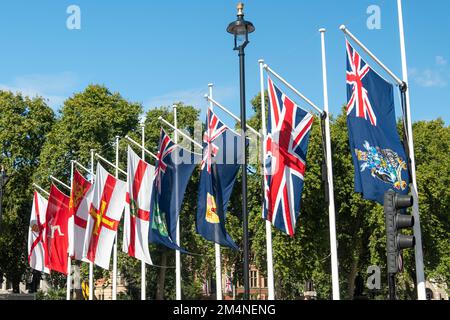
[
  {"x1": 201, "y1": 108, "x2": 227, "y2": 173},
  {"x1": 346, "y1": 40, "x2": 377, "y2": 126},
  {"x1": 263, "y1": 77, "x2": 314, "y2": 236},
  {"x1": 154, "y1": 128, "x2": 176, "y2": 193}
]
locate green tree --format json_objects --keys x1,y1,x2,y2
[{"x1": 0, "y1": 91, "x2": 55, "y2": 292}]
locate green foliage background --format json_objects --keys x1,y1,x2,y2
[{"x1": 0, "y1": 85, "x2": 448, "y2": 300}]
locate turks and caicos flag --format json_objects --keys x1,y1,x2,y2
[
  {"x1": 123, "y1": 146, "x2": 154, "y2": 265},
  {"x1": 196, "y1": 108, "x2": 241, "y2": 249},
  {"x1": 263, "y1": 77, "x2": 314, "y2": 236},
  {"x1": 346, "y1": 41, "x2": 410, "y2": 204},
  {"x1": 82, "y1": 163, "x2": 126, "y2": 269},
  {"x1": 28, "y1": 191, "x2": 50, "y2": 273},
  {"x1": 45, "y1": 184, "x2": 71, "y2": 274},
  {"x1": 69, "y1": 169, "x2": 93, "y2": 262},
  {"x1": 149, "y1": 128, "x2": 198, "y2": 251}
]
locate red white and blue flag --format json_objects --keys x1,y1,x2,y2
[
  {"x1": 149, "y1": 128, "x2": 198, "y2": 251},
  {"x1": 200, "y1": 108, "x2": 227, "y2": 173},
  {"x1": 196, "y1": 108, "x2": 241, "y2": 249},
  {"x1": 263, "y1": 77, "x2": 314, "y2": 236},
  {"x1": 345, "y1": 40, "x2": 410, "y2": 204}
]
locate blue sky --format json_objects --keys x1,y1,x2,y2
[{"x1": 0, "y1": 0, "x2": 448, "y2": 125}]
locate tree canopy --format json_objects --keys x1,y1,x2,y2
[{"x1": 0, "y1": 86, "x2": 448, "y2": 299}]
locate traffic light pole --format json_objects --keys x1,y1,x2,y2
[{"x1": 388, "y1": 273, "x2": 396, "y2": 300}]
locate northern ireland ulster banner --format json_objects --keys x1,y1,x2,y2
[
  {"x1": 28, "y1": 191, "x2": 50, "y2": 274},
  {"x1": 45, "y1": 184, "x2": 71, "y2": 274},
  {"x1": 123, "y1": 146, "x2": 154, "y2": 265},
  {"x1": 69, "y1": 169, "x2": 93, "y2": 261},
  {"x1": 263, "y1": 77, "x2": 314, "y2": 236},
  {"x1": 196, "y1": 108, "x2": 241, "y2": 249},
  {"x1": 345, "y1": 41, "x2": 410, "y2": 204},
  {"x1": 149, "y1": 128, "x2": 198, "y2": 251},
  {"x1": 82, "y1": 163, "x2": 126, "y2": 269}
]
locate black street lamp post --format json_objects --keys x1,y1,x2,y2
[{"x1": 227, "y1": 2, "x2": 255, "y2": 300}]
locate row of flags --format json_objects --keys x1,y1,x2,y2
[{"x1": 27, "y1": 40, "x2": 411, "y2": 284}]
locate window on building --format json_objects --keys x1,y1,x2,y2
[{"x1": 250, "y1": 271, "x2": 258, "y2": 288}]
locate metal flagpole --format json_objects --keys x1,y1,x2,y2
[
  {"x1": 32, "y1": 183, "x2": 50, "y2": 197},
  {"x1": 125, "y1": 135, "x2": 158, "y2": 160},
  {"x1": 258, "y1": 59, "x2": 275, "y2": 300},
  {"x1": 319, "y1": 29, "x2": 340, "y2": 300},
  {"x1": 204, "y1": 95, "x2": 261, "y2": 138},
  {"x1": 66, "y1": 160, "x2": 75, "y2": 300},
  {"x1": 141, "y1": 124, "x2": 147, "y2": 300},
  {"x1": 173, "y1": 105, "x2": 182, "y2": 300},
  {"x1": 397, "y1": 0, "x2": 426, "y2": 300},
  {"x1": 95, "y1": 153, "x2": 127, "y2": 176},
  {"x1": 112, "y1": 136, "x2": 119, "y2": 300},
  {"x1": 209, "y1": 83, "x2": 223, "y2": 300},
  {"x1": 89, "y1": 149, "x2": 95, "y2": 300},
  {"x1": 158, "y1": 117, "x2": 204, "y2": 149},
  {"x1": 50, "y1": 176, "x2": 71, "y2": 191},
  {"x1": 262, "y1": 65, "x2": 323, "y2": 115},
  {"x1": 339, "y1": 25, "x2": 403, "y2": 86}
]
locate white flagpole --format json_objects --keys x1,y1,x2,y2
[
  {"x1": 66, "y1": 160, "x2": 75, "y2": 300},
  {"x1": 140, "y1": 123, "x2": 146, "y2": 301},
  {"x1": 112, "y1": 136, "x2": 119, "y2": 300},
  {"x1": 89, "y1": 149, "x2": 95, "y2": 300},
  {"x1": 396, "y1": 0, "x2": 426, "y2": 300},
  {"x1": 209, "y1": 83, "x2": 223, "y2": 300},
  {"x1": 319, "y1": 28, "x2": 340, "y2": 300},
  {"x1": 32, "y1": 183, "x2": 50, "y2": 197},
  {"x1": 258, "y1": 59, "x2": 275, "y2": 300},
  {"x1": 204, "y1": 95, "x2": 261, "y2": 138},
  {"x1": 173, "y1": 104, "x2": 182, "y2": 300}
]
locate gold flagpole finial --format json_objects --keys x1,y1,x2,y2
[{"x1": 237, "y1": 2, "x2": 244, "y2": 16}]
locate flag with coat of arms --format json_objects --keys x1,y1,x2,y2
[
  {"x1": 149, "y1": 128, "x2": 199, "y2": 251},
  {"x1": 196, "y1": 108, "x2": 241, "y2": 249},
  {"x1": 345, "y1": 40, "x2": 410, "y2": 204}
]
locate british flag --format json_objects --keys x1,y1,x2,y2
[
  {"x1": 154, "y1": 128, "x2": 177, "y2": 193},
  {"x1": 263, "y1": 77, "x2": 314, "y2": 236},
  {"x1": 346, "y1": 40, "x2": 377, "y2": 126},
  {"x1": 201, "y1": 108, "x2": 227, "y2": 173}
]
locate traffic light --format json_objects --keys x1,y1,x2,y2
[{"x1": 384, "y1": 190, "x2": 415, "y2": 274}]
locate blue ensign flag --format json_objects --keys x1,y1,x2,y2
[
  {"x1": 149, "y1": 128, "x2": 198, "y2": 251},
  {"x1": 196, "y1": 108, "x2": 241, "y2": 249},
  {"x1": 345, "y1": 41, "x2": 410, "y2": 204}
]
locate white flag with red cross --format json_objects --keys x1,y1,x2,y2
[
  {"x1": 82, "y1": 163, "x2": 126, "y2": 270},
  {"x1": 28, "y1": 191, "x2": 50, "y2": 274},
  {"x1": 123, "y1": 146, "x2": 154, "y2": 264}
]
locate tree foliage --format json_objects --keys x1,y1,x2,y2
[
  {"x1": 0, "y1": 91, "x2": 55, "y2": 292},
  {"x1": 0, "y1": 85, "x2": 448, "y2": 300}
]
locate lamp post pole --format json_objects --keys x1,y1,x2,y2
[
  {"x1": 238, "y1": 42, "x2": 250, "y2": 300},
  {"x1": 227, "y1": 2, "x2": 254, "y2": 300}
]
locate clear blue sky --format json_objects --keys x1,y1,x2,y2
[{"x1": 0, "y1": 0, "x2": 448, "y2": 124}]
